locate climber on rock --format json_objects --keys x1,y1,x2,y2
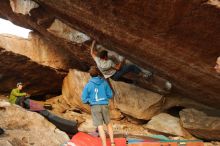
[
  {"x1": 82, "y1": 66, "x2": 115, "y2": 146},
  {"x1": 90, "y1": 40, "x2": 152, "y2": 83},
  {"x1": 214, "y1": 56, "x2": 220, "y2": 74},
  {"x1": 9, "y1": 82, "x2": 30, "y2": 108}
]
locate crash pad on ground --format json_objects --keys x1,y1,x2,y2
[
  {"x1": 69, "y1": 132, "x2": 126, "y2": 146},
  {"x1": 127, "y1": 138, "x2": 158, "y2": 143},
  {"x1": 29, "y1": 100, "x2": 45, "y2": 111}
]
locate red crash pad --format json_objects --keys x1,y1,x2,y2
[
  {"x1": 70, "y1": 132, "x2": 126, "y2": 146},
  {"x1": 184, "y1": 142, "x2": 204, "y2": 146}
]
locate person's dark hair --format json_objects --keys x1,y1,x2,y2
[
  {"x1": 89, "y1": 66, "x2": 100, "y2": 77},
  {"x1": 99, "y1": 50, "x2": 108, "y2": 59}
]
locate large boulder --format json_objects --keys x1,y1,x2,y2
[
  {"x1": 0, "y1": 0, "x2": 220, "y2": 108},
  {"x1": 0, "y1": 48, "x2": 65, "y2": 96},
  {"x1": 47, "y1": 19, "x2": 90, "y2": 44},
  {"x1": 62, "y1": 69, "x2": 123, "y2": 120},
  {"x1": 0, "y1": 140, "x2": 12, "y2": 146},
  {"x1": 0, "y1": 33, "x2": 73, "y2": 70},
  {"x1": 163, "y1": 95, "x2": 220, "y2": 117},
  {"x1": 144, "y1": 113, "x2": 192, "y2": 138},
  {"x1": 46, "y1": 95, "x2": 71, "y2": 114},
  {"x1": 62, "y1": 69, "x2": 91, "y2": 112},
  {"x1": 111, "y1": 80, "x2": 164, "y2": 120},
  {"x1": 204, "y1": 142, "x2": 220, "y2": 146},
  {"x1": 0, "y1": 101, "x2": 69, "y2": 146},
  {"x1": 62, "y1": 69, "x2": 163, "y2": 120},
  {"x1": 179, "y1": 108, "x2": 220, "y2": 141},
  {"x1": 9, "y1": 0, "x2": 39, "y2": 16},
  {"x1": 78, "y1": 112, "x2": 149, "y2": 136},
  {"x1": 78, "y1": 113, "x2": 96, "y2": 133}
]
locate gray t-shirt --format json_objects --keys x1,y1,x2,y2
[{"x1": 94, "y1": 56, "x2": 116, "y2": 78}]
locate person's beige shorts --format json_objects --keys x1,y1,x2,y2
[{"x1": 91, "y1": 105, "x2": 110, "y2": 127}]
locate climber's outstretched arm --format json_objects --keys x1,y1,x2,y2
[{"x1": 90, "y1": 40, "x2": 98, "y2": 59}]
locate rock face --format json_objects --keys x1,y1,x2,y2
[
  {"x1": 180, "y1": 108, "x2": 220, "y2": 141},
  {"x1": 47, "y1": 19, "x2": 90, "y2": 44},
  {"x1": 62, "y1": 69, "x2": 163, "y2": 120},
  {"x1": 163, "y1": 95, "x2": 220, "y2": 117},
  {"x1": 0, "y1": 140, "x2": 12, "y2": 146},
  {"x1": 111, "y1": 80, "x2": 164, "y2": 120},
  {"x1": 0, "y1": 33, "x2": 74, "y2": 70},
  {"x1": 204, "y1": 142, "x2": 220, "y2": 146},
  {"x1": 77, "y1": 112, "x2": 150, "y2": 136},
  {"x1": 0, "y1": 2, "x2": 219, "y2": 142},
  {"x1": 0, "y1": 0, "x2": 219, "y2": 108},
  {"x1": 0, "y1": 101, "x2": 69, "y2": 146},
  {"x1": 0, "y1": 47, "x2": 64, "y2": 95},
  {"x1": 62, "y1": 69, "x2": 91, "y2": 112},
  {"x1": 62, "y1": 69, "x2": 123, "y2": 120},
  {"x1": 9, "y1": 0, "x2": 39, "y2": 16},
  {"x1": 77, "y1": 113, "x2": 96, "y2": 133},
  {"x1": 144, "y1": 113, "x2": 191, "y2": 138}
]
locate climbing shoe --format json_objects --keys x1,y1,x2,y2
[
  {"x1": 165, "y1": 81, "x2": 172, "y2": 91},
  {"x1": 141, "y1": 70, "x2": 153, "y2": 80}
]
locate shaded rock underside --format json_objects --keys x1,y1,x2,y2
[
  {"x1": 0, "y1": 47, "x2": 64, "y2": 95},
  {"x1": 0, "y1": 0, "x2": 219, "y2": 107}
]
